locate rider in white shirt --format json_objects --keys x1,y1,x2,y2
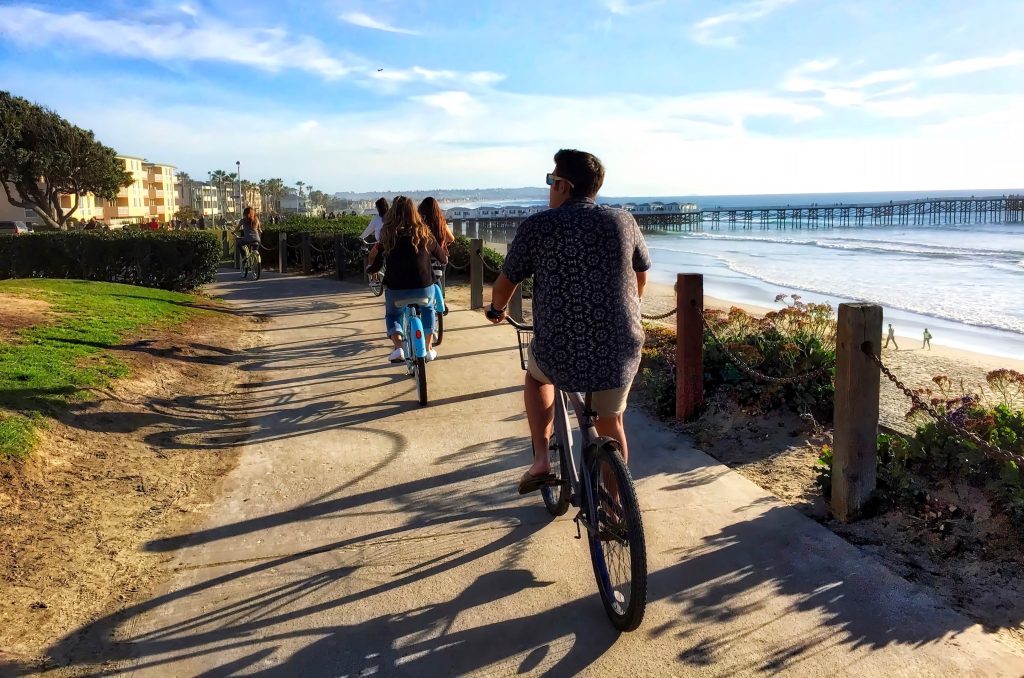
[{"x1": 359, "y1": 197, "x2": 390, "y2": 242}]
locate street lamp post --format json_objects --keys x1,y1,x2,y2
[{"x1": 236, "y1": 160, "x2": 241, "y2": 214}]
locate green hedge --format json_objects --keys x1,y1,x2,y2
[
  {"x1": 264, "y1": 215, "x2": 370, "y2": 234},
  {"x1": 0, "y1": 231, "x2": 221, "y2": 291}
]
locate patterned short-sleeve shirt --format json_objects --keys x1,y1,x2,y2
[{"x1": 503, "y1": 198, "x2": 651, "y2": 392}]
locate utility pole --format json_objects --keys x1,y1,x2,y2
[{"x1": 236, "y1": 160, "x2": 241, "y2": 213}]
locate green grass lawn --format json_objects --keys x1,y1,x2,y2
[{"x1": 0, "y1": 279, "x2": 210, "y2": 461}]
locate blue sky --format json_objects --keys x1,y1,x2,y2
[{"x1": 1, "y1": 0, "x2": 1022, "y2": 195}]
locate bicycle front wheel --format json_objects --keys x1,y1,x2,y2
[
  {"x1": 585, "y1": 440, "x2": 647, "y2": 631},
  {"x1": 434, "y1": 313, "x2": 444, "y2": 347},
  {"x1": 369, "y1": 276, "x2": 384, "y2": 297}
]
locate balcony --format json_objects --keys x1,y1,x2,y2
[{"x1": 117, "y1": 208, "x2": 130, "y2": 217}]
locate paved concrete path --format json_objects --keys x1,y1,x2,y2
[{"x1": 64, "y1": 272, "x2": 1023, "y2": 676}]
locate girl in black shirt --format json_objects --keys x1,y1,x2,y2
[{"x1": 367, "y1": 196, "x2": 448, "y2": 363}]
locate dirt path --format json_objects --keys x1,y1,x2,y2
[{"x1": 0, "y1": 301, "x2": 256, "y2": 673}]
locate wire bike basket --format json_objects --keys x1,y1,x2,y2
[{"x1": 510, "y1": 320, "x2": 533, "y2": 372}]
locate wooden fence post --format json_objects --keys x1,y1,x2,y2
[
  {"x1": 509, "y1": 285, "x2": 523, "y2": 322},
  {"x1": 832, "y1": 303, "x2": 883, "y2": 522},
  {"x1": 675, "y1": 273, "x2": 704, "y2": 421},
  {"x1": 334, "y1": 234, "x2": 345, "y2": 281},
  {"x1": 470, "y1": 238, "x2": 484, "y2": 310},
  {"x1": 301, "y1": 232, "x2": 311, "y2": 275},
  {"x1": 278, "y1": 232, "x2": 288, "y2": 273}
]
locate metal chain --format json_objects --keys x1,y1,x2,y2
[
  {"x1": 701, "y1": 309, "x2": 834, "y2": 385},
  {"x1": 865, "y1": 347, "x2": 1024, "y2": 470},
  {"x1": 641, "y1": 307, "x2": 677, "y2": 320},
  {"x1": 447, "y1": 258, "x2": 470, "y2": 272}
]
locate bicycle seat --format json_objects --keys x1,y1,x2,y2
[{"x1": 392, "y1": 295, "x2": 432, "y2": 308}]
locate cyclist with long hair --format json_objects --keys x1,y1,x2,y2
[
  {"x1": 235, "y1": 206, "x2": 261, "y2": 261},
  {"x1": 367, "y1": 196, "x2": 449, "y2": 363},
  {"x1": 418, "y1": 197, "x2": 455, "y2": 249}
]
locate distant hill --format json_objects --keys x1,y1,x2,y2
[{"x1": 332, "y1": 187, "x2": 548, "y2": 203}]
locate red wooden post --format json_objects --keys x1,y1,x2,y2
[{"x1": 675, "y1": 273, "x2": 704, "y2": 420}]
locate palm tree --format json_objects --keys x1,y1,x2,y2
[
  {"x1": 208, "y1": 169, "x2": 228, "y2": 222},
  {"x1": 177, "y1": 171, "x2": 193, "y2": 211}
]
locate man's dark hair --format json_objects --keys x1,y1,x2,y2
[
  {"x1": 553, "y1": 149, "x2": 605, "y2": 199},
  {"x1": 375, "y1": 197, "x2": 389, "y2": 217}
]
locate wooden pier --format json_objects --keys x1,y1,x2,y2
[{"x1": 449, "y1": 195, "x2": 1024, "y2": 233}]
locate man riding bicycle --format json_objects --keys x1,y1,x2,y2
[{"x1": 486, "y1": 149, "x2": 649, "y2": 494}]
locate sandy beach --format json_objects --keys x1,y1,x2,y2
[{"x1": 639, "y1": 280, "x2": 1024, "y2": 433}]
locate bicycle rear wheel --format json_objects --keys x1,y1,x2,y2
[
  {"x1": 253, "y1": 254, "x2": 262, "y2": 280},
  {"x1": 415, "y1": 357, "x2": 427, "y2": 405},
  {"x1": 585, "y1": 439, "x2": 647, "y2": 631}
]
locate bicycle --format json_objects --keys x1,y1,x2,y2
[
  {"x1": 361, "y1": 240, "x2": 385, "y2": 297},
  {"x1": 506, "y1": 317, "x2": 648, "y2": 631},
  {"x1": 240, "y1": 243, "x2": 261, "y2": 281},
  {"x1": 392, "y1": 292, "x2": 434, "y2": 406}
]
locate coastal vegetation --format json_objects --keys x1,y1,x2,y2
[
  {"x1": 0, "y1": 229, "x2": 221, "y2": 291},
  {"x1": 0, "y1": 279, "x2": 211, "y2": 461},
  {"x1": 637, "y1": 296, "x2": 836, "y2": 422},
  {"x1": 818, "y1": 369, "x2": 1024, "y2": 537}
]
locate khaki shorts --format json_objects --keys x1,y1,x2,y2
[{"x1": 527, "y1": 343, "x2": 632, "y2": 417}]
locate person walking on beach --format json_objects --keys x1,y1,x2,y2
[
  {"x1": 885, "y1": 323, "x2": 899, "y2": 350},
  {"x1": 485, "y1": 148, "x2": 649, "y2": 494},
  {"x1": 923, "y1": 328, "x2": 932, "y2": 350}
]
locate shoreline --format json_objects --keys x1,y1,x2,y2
[{"x1": 642, "y1": 280, "x2": 1024, "y2": 373}]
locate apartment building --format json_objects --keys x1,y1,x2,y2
[{"x1": 144, "y1": 162, "x2": 178, "y2": 221}]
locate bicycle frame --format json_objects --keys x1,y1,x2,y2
[{"x1": 553, "y1": 389, "x2": 606, "y2": 539}]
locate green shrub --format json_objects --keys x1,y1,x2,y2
[
  {"x1": 264, "y1": 214, "x2": 370, "y2": 234},
  {"x1": 703, "y1": 295, "x2": 835, "y2": 423},
  {"x1": 0, "y1": 230, "x2": 221, "y2": 291},
  {"x1": 815, "y1": 375, "x2": 1024, "y2": 531}
]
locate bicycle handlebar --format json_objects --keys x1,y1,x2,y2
[{"x1": 505, "y1": 317, "x2": 533, "y2": 331}]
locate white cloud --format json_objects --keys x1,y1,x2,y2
[
  {"x1": 340, "y1": 11, "x2": 419, "y2": 35},
  {"x1": 692, "y1": 0, "x2": 799, "y2": 48},
  {"x1": 783, "y1": 50, "x2": 1024, "y2": 118},
  {"x1": 368, "y1": 66, "x2": 504, "y2": 90},
  {"x1": 0, "y1": 5, "x2": 351, "y2": 79},
  {"x1": 605, "y1": 0, "x2": 663, "y2": 16},
  {"x1": 924, "y1": 50, "x2": 1024, "y2": 78},
  {"x1": 413, "y1": 91, "x2": 482, "y2": 117}
]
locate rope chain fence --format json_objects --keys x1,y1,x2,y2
[
  {"x1": 865, "y1": 346, "x2": 1024, "y2": 472},
  {"x1": 641, "y1": 307, "x2": 677, "y2": 321},
  {"x1": 700, "y1": 308, "x2": 834, "y2": 385},
  {"x1": 475, "y1": 249, "x2": 503, "y2": 275}
]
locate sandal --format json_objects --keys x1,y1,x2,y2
[{"x1": 517, "y1": 470, "x2": 558, "y2": 495}]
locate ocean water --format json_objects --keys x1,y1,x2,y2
[{"x1": 454, "y1": 189, "x2": 1024, "y2": 360}]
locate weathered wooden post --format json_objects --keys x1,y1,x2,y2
[
  {"x1": 509, "y1": 284, "x2": 523, "y2": 322},
  {"x1": 832, "y1": 303, "x2": 883, "y2": 522},
  {"x1": 675, "y1": 274, "x2": 704, "y2": 421},
  {"x1": 334, "y1": 234, "x2": 345, "y2": 281},
  {"x1": 301, "y1": 232, "x2": 311, "y2": 275},
  {"x1": 221, "y1": 230, "x2": 230, "y2": 259},
  {"x1": 278, "y1": 232, "x2": 288, "y2": 273},
  {"x1": 470, "y1": 238, "x2": 484, "y2": 310},
  {"x1": 233, "y1": 234, "x2": 241, "y2": 270}
]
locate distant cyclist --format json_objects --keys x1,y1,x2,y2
[
  {"x1": 486, "y1": 149, "x2": 649, "y2": 493},
  {"x1": 235, "y1": 207, "x2": 261, "y2": 261}
]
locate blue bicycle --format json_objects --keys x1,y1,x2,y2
[
  {"x1": 392, "y1": 292, "x2": 433, "y2": 406},
  {"x1": 506, "y1": 317, "x2": 648, "y2": 631}
]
